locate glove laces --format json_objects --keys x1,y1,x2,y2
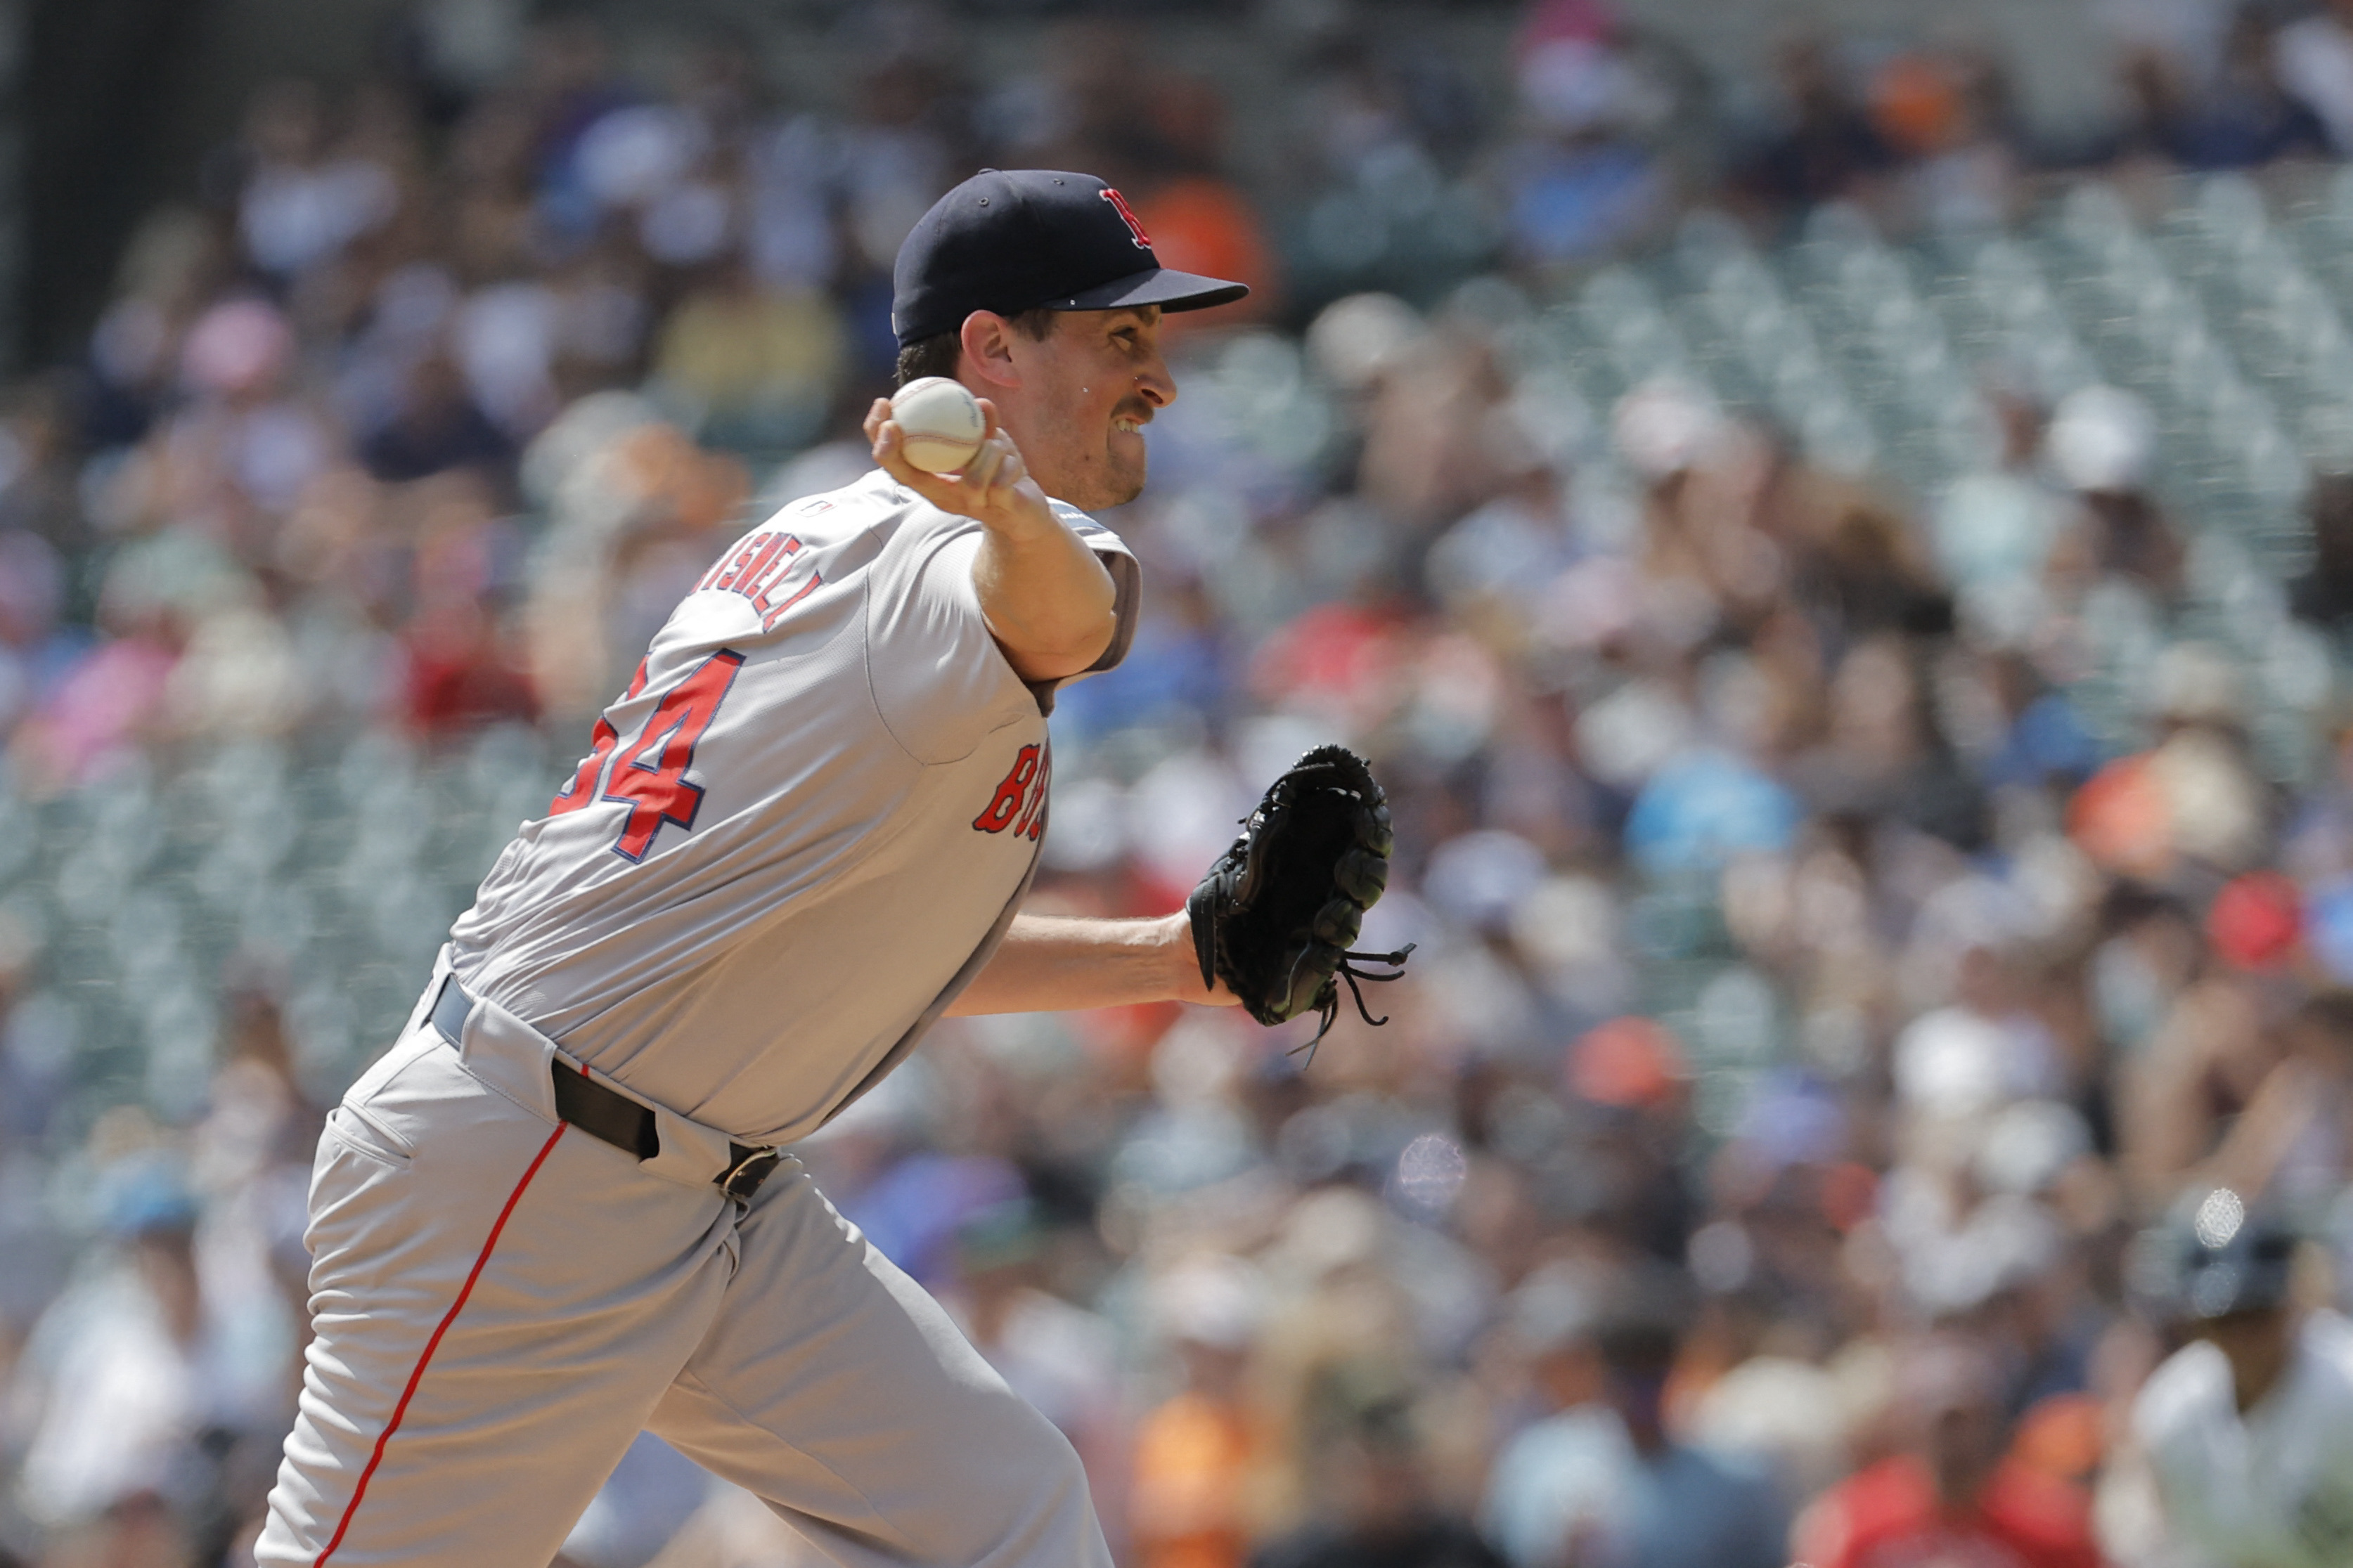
[{"x1": 1291, "y1": 944, "x2": 1417, "y2": 1068}]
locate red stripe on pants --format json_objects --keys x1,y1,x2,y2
[{"x1": 312, "y1": 1122, "x2": 569, "y2": 1566}]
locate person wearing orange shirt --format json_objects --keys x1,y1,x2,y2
[{"x1": 1133, "y1": 1259, "x2": 1264, "y2": 1568}]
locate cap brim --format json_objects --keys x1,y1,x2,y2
[{"x1": 1045, "y1": 266, "x2": 1249, "y2": 316}]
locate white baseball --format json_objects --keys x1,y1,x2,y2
[{"x1": 889, "y1": 377, "x2": 986, "y2": 474}]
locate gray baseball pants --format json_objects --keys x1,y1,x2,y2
[{"x1": 254, "y1": 973, "x2": 1109, "y2": 1567}]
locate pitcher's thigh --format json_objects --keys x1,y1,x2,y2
[
  {"x1": 258, "y1": 1037, "x2": 734, "y2": 1567},
  {"x1": 650, "y1": 1168, "x2": 1111, "y2": 1568}
]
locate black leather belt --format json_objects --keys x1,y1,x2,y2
[{"x1": 430, "y1": 977, "x2": 783, "y2": 1202}]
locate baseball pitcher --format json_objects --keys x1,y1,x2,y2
[{"x1": 254, "y1": 170, "x2": 1329, "y2": 1567}]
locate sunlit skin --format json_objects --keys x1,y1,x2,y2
[{"x1": 951, "y1": 303, "x2": 1173, "y2": 512}]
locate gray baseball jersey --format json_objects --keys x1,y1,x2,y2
[{"x1": 446, "y1": 469, "x2": 1139, "y2": 1147}]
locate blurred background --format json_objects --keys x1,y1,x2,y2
[{"x1": 4, "y1": 0, "x2": 2353, "y2": 1563}]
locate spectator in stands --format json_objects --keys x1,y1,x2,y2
[
  {"x1": 232, "y1": 80, "x2": 400, "y2": 285},
  {"x1": 1130, "y1": 1258, "x2": 1266, "y2": 1568},
  {"x1": 2139, "y1": 4, "x2": 2331, "y2": 169},
  {"x1": 647, "y1": 257, "x2": 846, "y2": 451},
  {"x1": 1495, "y1": 11, "x2": 1672, "y2": 269},
  {"x1": 1483, "y1": 1264, "x2": 1787, "y2": 1568},
  {"x1": 397, "y1": 472, "x2": 537, "y2": 733},
  {"x1": 2112, "y1": 874, "x2": 2288, "y2": 1205},
  {"x1": 2277, "y1": 0, "x2": 2353, "y2": 156},
  {"x1": 2044, "y1": 384, "x2": 2183, "y2": 607},
  {"x1": 1793, "y1": 1337, "x2": 2103, "y2": 1568},
  {"x1": 1251, "y1": 1385, "x2": 1507, "y2": 1568},
  {"x1": 1127, "y1": 77, "x2": 1280, "y2": 332},
  {"x1": 1735, "y1": 37, "x2": 1897, "y2": 214},
  {"x1": 11, "y1": 1146, "x2": 289, "y2": 1538},
  {"x1": 359, "y1": 349, "x2": 515, "y2": 487},
  {"x1": 1868, "y1": 48, "x2": 2025, "y2": 231},
  {"x1": 2129, "y1": 1189, "x2": 2353, "y2": 1568},
  {"x1": 2291, "y1": 473, "x2": 2353, "y2": 631}
]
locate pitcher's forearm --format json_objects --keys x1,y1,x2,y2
[{"x1": 946, "y1": 912, "x2": 1229, "y2": 1015}]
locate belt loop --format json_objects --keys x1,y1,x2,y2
[
  {"x1": 429, "y1": 974, "x2": 473, "y2": 1049},
  {"x1": 448, "y1": 983, "x2": 563, "y2": 1125},
  {"x1": 639, "y1": 1101, "x2": 740, "y2": 1190}
]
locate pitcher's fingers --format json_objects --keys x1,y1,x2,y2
[
  {"x1": 874, "y1": 427, "x2": 963, "y2": 506},
  {"x1": 862, "y1": 399, "x2": 892, "y2": 445},
  {"x1": 870, "y1": 421, "x2": 920, "y2": 484},
  {"x1": 983, "y1": 444, "x2": 1027, "y2": 505},
  {"x1": 898, "y1": 472, "x2": 965, "y2": 514},
  {"x1": 960, "y1": 439, "x2": 1007, "y2": 494}
]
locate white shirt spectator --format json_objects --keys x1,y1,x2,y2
[{"x1": 2135, "y1": 1309, "x2": 2353, "y2": 1568}]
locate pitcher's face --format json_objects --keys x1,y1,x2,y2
[{"x1": 999, "y1": 306, "x2": 1174, "y2": 511}]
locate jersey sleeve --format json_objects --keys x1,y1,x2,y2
[
  {"x1": 863, "y1": 500, "x2": 1144, "y2": 762},
  {"x1": 1055, "y1": 503, "x2": 1141, "y2": 678},
  {"x1": 865, "y1": 521, "x2": 1029, "y2": 766}
]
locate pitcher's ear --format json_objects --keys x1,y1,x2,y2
[{"x1": 959, "y1": 311, "x2": 1022, "y2": 390}]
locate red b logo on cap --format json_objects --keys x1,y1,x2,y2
[{"x1": 1100, "y1": 187, "x2": 1152, "y2": 250}]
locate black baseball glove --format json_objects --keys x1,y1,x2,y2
[{"x1": 1188, "y1": 745, "x2": 1414, "y2": 1059}]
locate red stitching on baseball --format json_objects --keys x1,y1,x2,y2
[{"x1": 311, "y1": 1122, "x2": 569, "y2": 1565}]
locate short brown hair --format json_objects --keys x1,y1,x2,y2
[{"x1": 894, "y1": 307, "x2": 1057, "y2": 387}]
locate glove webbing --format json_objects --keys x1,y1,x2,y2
[{"x1": 1289, "y1": 942, "x2": 1417, "y2": 1069}]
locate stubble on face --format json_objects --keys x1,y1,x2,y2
[{"x1": 1014, "y1": 310, "x2": 1166, "y2": 512}]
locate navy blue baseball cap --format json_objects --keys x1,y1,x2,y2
[
  {"x1": 891, "y1": 169, "x2": 1249, "y2": 348},
  {"x1": 2129, "y1": 1187, "x2": 2299, "y2": 1322}
]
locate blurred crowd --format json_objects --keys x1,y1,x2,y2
[{"x1": 7, "y1": 0, "x2": 2353, "y2": 1564}]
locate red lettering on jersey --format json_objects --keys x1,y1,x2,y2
[
  {"x1": 700, "y1": 536, "x2": 761, "y2": 593},
  {"x1": 1100, "y1": 188, "x2": 1152, "y2": 250},
  {"x1": 743, "y1": 536, "x2": 804, "y2": 609},
  {"x1": 723, "y1": 532, "x2": 790, "y2": 598},
  {"x1": 974, "y1": 744, "x2": 1041, "y2": 833},
  {"x1": 757, "y1": 570, "x2": 821, "y2": 629},
  {"x1": 712, "y1": 533, "x2": 774, "y2": 592},
  {"x1": 696, "y1": 532, "x2": 815, "y2": 624},
  {"x1": 602, "y1": 649, "x2": 746, "y2": 861},
  {"x1": 1014, "y1": 744, "x2": 1052, "y2": 841},
  {"x1": 550, "y1": 659, "x2": 650, "y2": 813}
]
